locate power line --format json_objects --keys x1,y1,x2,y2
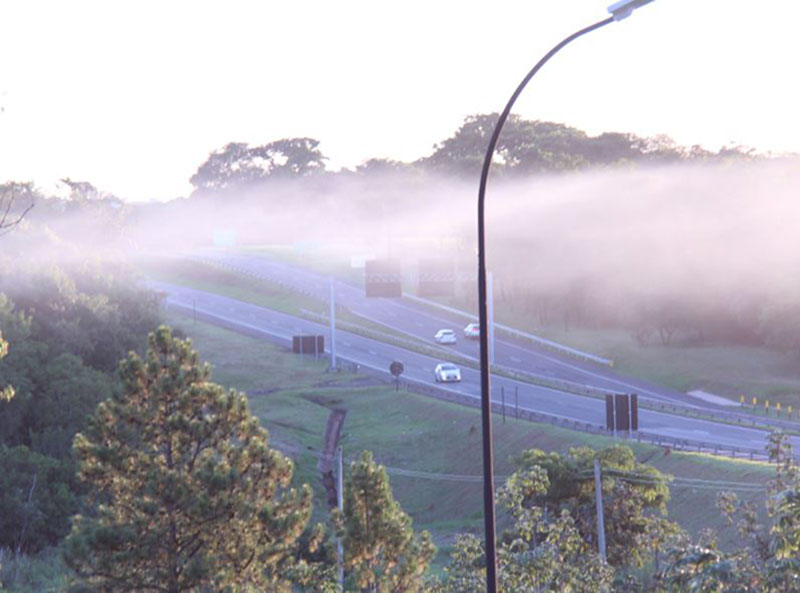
[{"x1": 270, "y1": 439, "x2": 768, "y2": 492}]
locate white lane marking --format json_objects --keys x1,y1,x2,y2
[
  {"x1": 510, "y1": 356, "x2": 521, "y2": 363},
  {"x1": 368, "y1": 350, "x2": 377, "y2": 356},
  {"x1": 342, "y1": 341, "x2": 351, "y2": 347},
  {"x1": 415, "y1": 322, "x2": 425, "y2": 327}
]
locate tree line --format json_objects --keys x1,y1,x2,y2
[{"x1": 187, "y1": 114, "x2": 757, "y2": 194}]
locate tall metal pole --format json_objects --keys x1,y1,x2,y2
[
  {"x1": 476, "y1": 16, "x2": 616, "y2": 593},
  {"x1": 329, "y1": 276, "x2": 337, "y2": 371},
  {"x1": 488, "y1": 271, "x2": 495, "y2": 366}
]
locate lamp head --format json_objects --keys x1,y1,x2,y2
[{"x1": 607, "y1": 0, "x2": 655, "y2": 21}]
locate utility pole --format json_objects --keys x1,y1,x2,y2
[
  {"x1": 329, "y1": 276, "x2": 337, "y2": 371},
  {"x1": 336, "y1": 446, "x2": 344, "y2": 588},
  {"x1": 594, "y1": 456, "x2": 607, "y2": 562}
]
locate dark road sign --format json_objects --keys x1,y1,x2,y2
[{"x1": 389, "y1": 361, "x2": 405, "y2": 377}]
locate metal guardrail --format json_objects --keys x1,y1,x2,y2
[{"x1": 390, "y1": 373, "x2": 771, "y2": 462}]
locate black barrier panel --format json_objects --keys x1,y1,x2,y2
[
  {"x1": 606, "y1": 393, "x2": 639, "y2": 432},
  {"x1": 292, "y1": 335, "x2": 324, "y2": 355},
  {"x1": 614, "y1": 393, "x2": 630, "y2": 431},
  {"x1": 418, "y1": 259, "x2": 455, "y2": 297},
  {"x1": 365, "y1": 260, "x2": 402, "y2": 297}
]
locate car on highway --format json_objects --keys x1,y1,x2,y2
[
  {"x1": 463, "y1": 323, "x2": 480, "y2": 340},
  {"x1": 434, "y1": 329, "x2": 457, "y2": 344},
  {"x1": 434, "y1": 362, "x2": 462, "y2": 383}
]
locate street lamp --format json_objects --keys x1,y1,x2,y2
[{"x1": 475, "y1": 2, "x2": 656, "y2": 591}]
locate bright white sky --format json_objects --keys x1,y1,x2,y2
[{"x1": 1, "y1": 0, "x2": 799, "y2": 202}]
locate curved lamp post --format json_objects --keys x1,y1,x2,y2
[{"x1": 476, "y1": 1, "x2": 655, "y2": 591}]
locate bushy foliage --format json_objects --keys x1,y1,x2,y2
[
  {"x1": 429, "y1": 444, "x2": 683, "y2": 593},
  {"x1": 0, "y1": 446, "x2": 78, "y2": 553},
  {"x1": 660, "y1": 432, "x2": 800, "y2": 592},
  {"x1": 0, "y1": 260, "x2": 161, "y2": 556},
  {"x1": 428, "y1": 461, "x2": 613, "y2": 593},
  {"x1": 511, "y1": 445, "x2": 679, "y2": 568},
  {"x1": 0, "y1": 260, "x2": 161, "y2": 373}
]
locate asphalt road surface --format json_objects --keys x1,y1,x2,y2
[{"x1": 155, "y1": 280, "x2": 798, "y2": 456}]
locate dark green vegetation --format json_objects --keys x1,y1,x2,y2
[{"x1": 0, "y1": 260, "x2": 160, "y2": 557}]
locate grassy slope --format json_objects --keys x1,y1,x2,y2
[
  {"x1": 521, "y1": 326, "x2": 800, "y2": 406},
  {"x1": 163, "y1": 310, "x2": 774, "y2": 562}
]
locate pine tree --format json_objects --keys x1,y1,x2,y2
[
  {"x1": 338, "y1": 451, "x2": 435, "y2": 593},
  {"x1": 64, "y1": 325, "x2": 312, "y2": 593}
]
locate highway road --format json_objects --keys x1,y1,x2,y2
[
  {"x1": 154, "y1": 280, "x2": 799, "y2": 456},
  {"x1": 187, "y1": 250, "x2": 728, "y2": 410}
]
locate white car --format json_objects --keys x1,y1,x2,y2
[
  {"x1": 463, "y1": 323, "x2": 480, "y2": 340},
  {"x1": 434, "y1": 363, "x2": 462, "y2": 383},
  {"x1": 434, "y1": 329, "x2": 457, "y2": 345}
]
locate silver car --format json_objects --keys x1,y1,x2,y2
[
  {"x1": 434, "y1": 329, "x2": 457, "y2": 345},
  {"x1": 434, "y1": 363, "x2": 462, "y2": 383}
]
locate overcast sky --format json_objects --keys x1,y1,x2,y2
[{"x1": 1, "y1": 0, "x2": 798, "y2": 202}]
